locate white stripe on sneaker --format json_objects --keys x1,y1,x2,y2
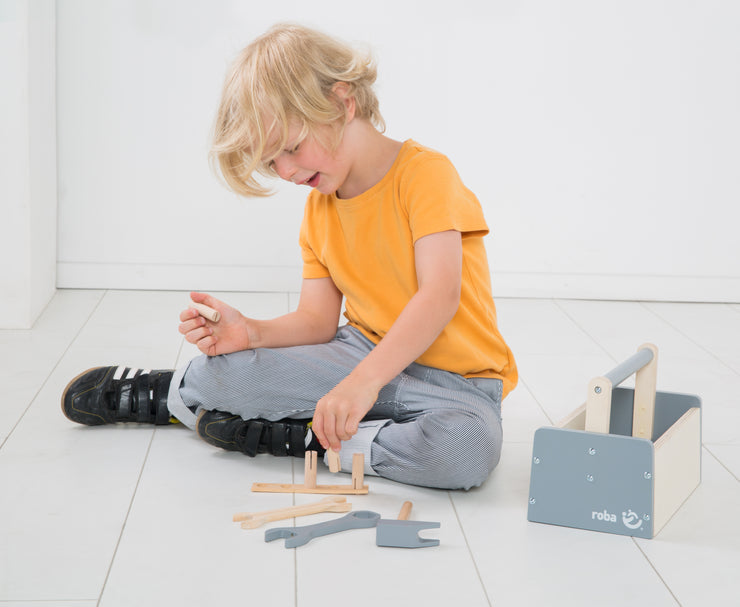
[{"x1": 113, "y1": 366, "x2": 126, "y2": 380}]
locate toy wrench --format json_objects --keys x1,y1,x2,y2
[{"x1": 264, "y1": 510, "x2": 380, "y2": 548}]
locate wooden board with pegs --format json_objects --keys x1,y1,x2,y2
[{"x1": 251, "y1": 450, "x2": 369, "y2": 495}]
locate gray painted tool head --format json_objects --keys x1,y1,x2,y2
[
  {"x1": 375, "y1": 519, "x2": 440, "y2": 548},
  {"x1": 265, "y1": 510, "x2": 380, "y2": 548}
]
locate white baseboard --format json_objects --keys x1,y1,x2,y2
[
  {"x1": 56, "y1": 262, "x2": 303, "y2": 293},
  {"x1": 57, "y1": 262, "x2": 740, "y2": 303},
  {"x1": 492, "y1": 272, "x2": 740, "y2": 302}
]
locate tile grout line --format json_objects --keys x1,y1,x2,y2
[
  {"x1": 523, "y1": 297, "x2": 618, "y2": 427},
  {"x1": 639, "y1": 302, "x2": 740, "y2": 378},
  {"x1": 704, "y1": 444, "x2": 740, "y2": 483},
  {"x1": 0, "y1": 290, "x2": 108, "y2": 452},
  {"x1": 96, "y1": 428, "x2": 158, "y2": 607},
  {"x1": 292, "y1": 457, "x2": 298, "y2": 607},
  {"x1": 447, "y1": 492, "x2": 493, "y2": 607},
  {"x1": 631, "y1": 537, "x2": 683, "y2": 606},
  {"x1": 552, "y1": 299, "x2": 620, "y2": 366},
  {"x1": 517, "y1": 377, "x2": 555, "y2": 426}
]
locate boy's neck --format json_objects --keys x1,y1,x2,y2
[{"x1": 336, "y1": 121, "x2": 403, "y2": 199}]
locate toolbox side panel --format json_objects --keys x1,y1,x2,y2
[{"x1": 528, "y1": 427, "x2": 654, "y2": 538}]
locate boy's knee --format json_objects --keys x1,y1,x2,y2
[{"x1": 425, "y1": 415, "x2": 502, "y2": 490}]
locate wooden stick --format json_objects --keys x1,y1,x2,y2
[
  {"x1": 327, "y1": 449, "x2": 341, "y2": 473},
  {"x1": 234, "y1": 496, "x2": 346, "y2": 522},
  {"x1": 304, "y1": 451, "x2": 318, "y2": 489},
  {"x1": 235, "y1": 496, "x2": 351, "y2": 529},
  {"x1": 351, "y1": 453, "x2": 364, "y2": 491},
  {"x1": 190, "y1": 301, "x2": 221, "y2": 322},
  {"x1": 397, "y1": 501, "x2": 413, "y2": 521}
]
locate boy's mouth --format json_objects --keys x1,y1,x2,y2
[{"x1": 305, "y1": 172, "x2": 320, "y2": 188}]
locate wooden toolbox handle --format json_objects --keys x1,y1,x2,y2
[{"x1": 585, "y1": 343, "x2": 658, "y2": 438}]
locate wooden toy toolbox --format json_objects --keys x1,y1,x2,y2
[{"x1": 527, "y1": 344, "x2": 702, "y2": 539}]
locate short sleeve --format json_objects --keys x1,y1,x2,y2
[
  {"x1": 299, "y1": 199, "x2": 331, "y2": 279},
  {"x1": 400, "y1": 153, "x2": 489, "y2": 243}
]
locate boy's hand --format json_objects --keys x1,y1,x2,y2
[
  {"x1": 312, "y1": 375, "x2": 380, "y2": 452},
  {"x1": 178, "y1": 292, "x2": 253, "y2": 356}
]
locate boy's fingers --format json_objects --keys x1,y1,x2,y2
[
  {"x1": 323, "y1": 414, "x2": 341, "y2": 452},
  {"x1": 311, "y1": 411, "x2": 327, "y2": 448},
  {"x1": 344, "y1": 415, "x2": 360, "y2": 439}
]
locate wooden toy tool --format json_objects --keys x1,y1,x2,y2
[
  {"x1": 251, "y1": 451, "x2": 369, "y2": 495},
  {"x1": 375, "y1": 501, "x2": 441, "y2": 548},
  {"x1": 234, "y1": 496, "x2": 351, "y2": 529}
]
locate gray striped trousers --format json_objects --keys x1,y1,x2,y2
[{"x1": 167, "y1": 325, "x2": 503, "y2": 490}]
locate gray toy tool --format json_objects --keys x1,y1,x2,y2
[
  {"x1": 375, "y1": 501, "x2": 440, "y2": 548},
  {"x1": 265, "y1": 510, "x2": 380, "y2": 548}
]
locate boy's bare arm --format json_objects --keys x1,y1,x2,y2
[
  {"x1": 312, "y1": 229, "x2": 463, "y2": 451},
  {"x1": 179, "y1": 278, "x2": 342, "y2": 356},
  {"x1": 253, "y1": 277, "x2": 343, "y2": 348}
]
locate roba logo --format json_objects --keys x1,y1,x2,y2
[
  {"x1": 592, "y1": 508, "x2": 644, "y2": 530},
  {"x1": 592, "y1": 509, "x2": 617, "y2": 523}
]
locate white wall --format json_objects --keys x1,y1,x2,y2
[
  {"x1": 54, "y1": 0, "x2": 740, "y2": 301},
  {"x1": 0, "y1": 0, "x2": 57, "y2": 328}
]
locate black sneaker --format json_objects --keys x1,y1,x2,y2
[
  {"x1": 196, "y1": 409, "x2": 321, "y2": 458},
  {"x1": 62, "y1": 366, "x2": 174, "y2": 426}
]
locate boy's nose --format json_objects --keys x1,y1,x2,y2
[{"x1": 272, "y1": 155, "x2": 296, "y2": 182}]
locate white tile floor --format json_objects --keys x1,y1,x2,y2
[{"x1": 1, "y1": 289, "x2": 738, "y2": 606}]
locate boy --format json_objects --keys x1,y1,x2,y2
[{"x1": 62, "y1": 23, "x2": 517, "y2": 490}]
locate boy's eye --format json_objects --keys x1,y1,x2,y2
[{"x1": 288, "y1": 142, "x2": 300, "y2": 154}]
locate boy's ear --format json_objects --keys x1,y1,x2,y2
[{"x1": 331, "y1": 82, "x2": 356, "y2": 122}]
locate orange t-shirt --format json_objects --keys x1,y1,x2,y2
[{"x1": 299, "y1": 140, "x2": 518, "y2": 398}]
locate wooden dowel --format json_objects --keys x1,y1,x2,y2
[
  {"x1": 190, "y1": 301, "x2": 220, "y2": 322},
  {"x1": 351, "y1": 453, "x2": 364, "y2": 490},
  {"x1": 304, "y1": 451, "x2": 317, "y2": 489},
  {"x1": 327, "y1": 449, "x2": 341, "y2": 473}
]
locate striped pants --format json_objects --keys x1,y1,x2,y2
[{"x1": 167, "y1": 325, "x2": 503, "y2": 490}]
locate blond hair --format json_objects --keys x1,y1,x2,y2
[{"x1": 210, "y1": 23, "x2": 385, "y2": 197}]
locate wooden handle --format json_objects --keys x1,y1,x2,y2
[
  {"x1": 632, "y1": 343, "x2": 658, "y2": 439},
  {"x1": 398, "y1": 501, "x2": 413, "y2": 521},
  {"x1": 234, "y1": 496, "x2": 349, "y2": 528},
  {"x1": 190, "y1": 301, "x2": 220, "y2": 322},
  {"x1": 585, "y1": 344, "x2": 659, "y2": 436}
]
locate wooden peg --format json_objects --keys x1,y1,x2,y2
[
  {"x1": 190, "y1": 301, "x2": 220, "y2": 322},
  {"x1": 327, "y1": 449, "x2": 341, "y2": 473},
  {"x1": 351, "y1": 453, "x2": 364, "y2": 490},
  {"x1": 304, "y1": 451, "x2": 317, "y2": 489}
]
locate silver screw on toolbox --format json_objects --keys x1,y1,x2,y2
[
  {"x1": 594, "y1": 386, "x2": 602, "y2": 394},
  {"x1": 533, "y1": 457, "x2": 541, "y2": 464},
  {"x1": 588, "y1": 448, "x2": 596, "y2": 455},
  {"x1": 644, "y1": 472, "x2": 652, "y2": 480},
  {"x1": 586, "y1": 474, "x2": 594, "y2": 482}
]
